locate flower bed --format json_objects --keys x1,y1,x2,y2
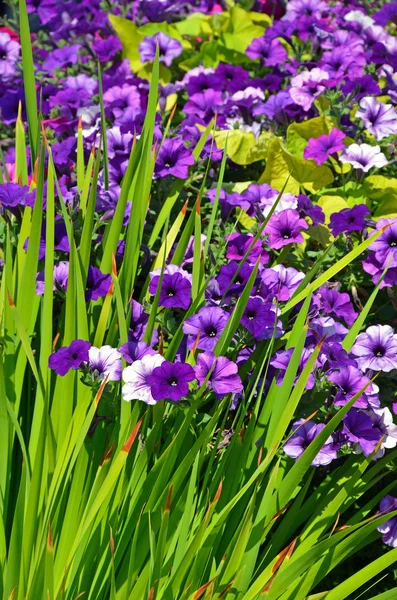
[{"x1": 2, "y1": 0, "x2": 397, "y2": 597}]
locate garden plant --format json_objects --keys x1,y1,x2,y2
[{"x1": 2, "y1": 0, "x2": 397, "y2": 598}]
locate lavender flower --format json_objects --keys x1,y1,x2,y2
[
  {"x1": 194, "y1": 351, "x2": 243, "y2": 397},
  {"x1": 48, "y1": 340, "x2": 91, "y2": 376},
  {"x1": 303, "y1": 128, "x2": 346, "y2": 165},
  {"x1": 368, "y1": 218, "x2": 397, "y2": 268},
  {"x1": 246, "y1": 37, "x2": 287, "y2": 66},
  {"x1": 139, "y1": 33, "x2": 183, "y2": 66},
  {"x1": 261, "y1": 265, "x2": 305, "y2": 302},
  {"x1": 339, "y1": 144, "x2": 388, "y2": 172},
  {"x1": 356, "y1": 96, "x2": 397, "y2": 140},
  {"x1": 86, "y1": 266, "x2": 112, "y2": 302},
  {"x1": 313, "y1": 286, "x2": 357, "y2": 326},
  {"x1": 264, "y1": 209, "x2": 308, "y2": 250},
  {"x1": 147, "y1": 361, "x2": 196, "y2": 402},
  {"x1": 351, "y1": 325, "x2": 397, "y2": 372},
  {"x1": 283, "y1": 419, "x2": 338, "y2": 467},
  {"x1": 149, "y1": 265, "x2": 192, "y2": 310},
  {"x1": 88, "y1": 346, "x2": 122, "y2": 381},
  {"x1": 122, "y1": 354, "x2": 165, "y2": 404},
  {"x1": 289, "y1": 68, "x2": 329, "y2": 112},
  {"x1": 183, "y1": 306, "x2": 229, "y2": 351},
  {"x1": 241, "y1": 297, "x2": 283, "y2": 340},
  {"x1": 329, "y1": 366, "x2": 371, "y2": 408}
]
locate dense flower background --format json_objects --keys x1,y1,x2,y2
[{"x1": 3, "y1": 0, "x2": 397, "y2": 573}]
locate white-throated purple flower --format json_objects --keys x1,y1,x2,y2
[
  {"x1": 183, "y1": 306, "x2": 229, "y2": 351},
  {"x1": 377, "y1": 495, "x2": 397, "y2": 547},
  {"x1": 48, "y1": 339, "x2": 91, "y2": 376},
  {"x1": 139, "y1": 32, "x2": 182, "y2": 66},
  {"x1": 0, "y1": 32, "x2": 20, "y2": 77},
  {"x1": 329, "y1": 204, "x2": 370, "y2": 238},
  {"x1": 88, "y1": 346, "x2": 122, "y2": 381},
  {"x1": 339, "y1": 143, "x2": 388, "y2": 172},
  {"x1": 194, "y1": 351, "x2": 243, "y2": 397},
  {"x1": 241, "y1": 297, "x2": 283, "y2": 340},
  {"x1": 342, "y1": 408, "x2": 382, "y2": 455},
  {"x1": 351, "y1": 325, "x2": 397, "y2": 372},
  {"x1": 264, "y1": 209, "x2": 308, "y2": 250},
  {"x1": 283, "y1": 419, "x2": 338, "y2": 467},
  {"x1": 122, "y1": 354, "x2": 165, "y2": 405},
  {"x1": 260, "y1": 265, "x2": 305, "y2": 302},
  {"x1": 147, "y1": 361, "x2": 196, "y2": 402},
  {"x1": 304, "y1": 128, "x2": 346, "y2": 165},
  {"x1": 289, "y1": 68, "x2": 329, "y2": 112},
  {"x1": 155, "y1": 139, "x2": 195, "y2": 180},
  {"x1": 149, "y1": 265, "x2": 192, "y2": 310},
  {"x1": 356, "y1": 96, "x2": 397, "y2": 140}
]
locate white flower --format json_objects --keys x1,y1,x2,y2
[
  {"x1": 122, "y1": 354, "x2": 165, "y2": 405},
  {"x1": 344, "y1": 11, "x2": 375, "y2": 29},
  {"x1": 88, "y1": 346, "x2": 122, "y2": 381},
  {"x1": 339, "y1": 143, "x2": 388, "y2": 172}
]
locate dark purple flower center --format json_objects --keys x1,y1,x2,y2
[
  {"x1": 205, "y1": 327, "x2": 217, "y2": 337},
  {"x1": 168, "y1": 378, "x2": 178, "y2": 386},
  {"x1": 0, "y1": 51, "x2": 7, "y2": 60},
  {"x1": 347, "y1": 216, "x2": 356, "y2": 224},
  {"x1": 70, "y1": 352, "x2": 78, "y2": 360},
  {"x1": 373, "y1": 346, "x2": 385, "y2": 357},
  {"x1": 280, "y1": 228, "x2": 292, "y2": 239}
]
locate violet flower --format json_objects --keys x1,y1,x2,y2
[
  {"x1": 260, "y1": 265, "x2": 304, "y2": 302},
  {"x1": 183, "y1": 306, "x2": 229, "y2": 351},
  {"x1": 148, "y1": 361, "x2": 196, "y2": 402},
  {"x1": 342, "y1": 408, "x2": 382, "y2": 455},
  {"x1": 264, "y1": 209, "x2": 308, "y2": 250},
  {"x1": 48, "y1": 339, "x2": 91, "y2": 376},
  {"x1": 303, "y1": 128, "x2": 346, "y2": 165},
  {"x1": 139, "y1": 32, "x2": 183, "y2": 66},
  {"x1": 194, "y1": 351, "x2": 243, "y2": 397},
  {"x1": 377, "y1": 495, "x2": 397, "y2": 547},
  {"x1": 155, "y1": 139, "x2": 195, "y2": 180},
  {"x1": 329, "y1": 205, "x2": 370, "y2": 237},
  {"x1": 119, "y1": 342, "x2": 156, "y2": 365},
  {"x1": 149, "y1": 265, "x2": 192, "y2": 310},
  {"x1": 246, "y1": 37, "x2": 287, "y2": 66},
  {"x1": 0, "y1": 32, "x2": 20, "y2": 77},
  {"x1": 85, "y1": 266, "x2": 112, "y2": 302},
  {"x1": 122, "y1": 354, "x2": 165, "y2": 404},
  {"x1": 329, "y1": 366, "x2": 371, "y2": 408},
  {"x1": 313, "y1": 286, "x2": 357, "y2": 326},
  {"x1": 289, "y1": 68, "x2": 329, "y2": 112},
  {"x1": 283, "y1": 419, "x2": 338, "y2": 467},
  {"x1": 241, "y1": 297, "x2": 283, "y2": 340},
  {"x1": 351, "y1": 325, "x2": 397, "y2": 372}
]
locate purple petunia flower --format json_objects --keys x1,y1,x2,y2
[
  {"x1": 246, "y1": 37, "x2": 287, "y2": 66},
  {"x1": 260, "y1": 265, "x2": 305, "y2": 302},
  {"x1": 43, "y1": 44, "x2": 81, "y2": 74},
  {"x1": 36, "y1": 262, "x2": 69, "y2": 296},
  {"x1": 183, "y1": 89, "x2": 224, "y2": 122},
  {"x1": 264, "y1": 209, "x2": 309, "y2": 250},
  {"x1": 155, "y1": 139, "x2": 195, "y2": 180},
  {"x1": 271, "y1": 348, "x2": 315, "y2": 389},
  {"x1": 329, "y1": 204, "x2": 370, "y2": 237},
  {"x1": 303, "y1": 128, "x2": 346, "y2": 165},
  {"x1": 0, "y1": 32, "x2": 20, "y2": 77},
  {"x1": 368, "y1": 218, "x2": 397, "y2": 268},
  {"x1": 119, "y1": 341, "x2": 156, "y2": 365},
  {"x1": 139, "y1": 32, "x2": 183, "y2": 66},
  {"x1": 313, "y1": 286, "x2": 357, "y2": 326},
  {"x1": 194, "y1": 351, "x2": 243, "y2": 397},
  {"x1": 339, "y1": 144, "x2": 388, "y2": 172},
  {"x1": 377, "y1": 495, "x2": 397, "y2": 547},
  {"x1": 356, "y1": 96, "x2": 397, "y2": 140},
  {"x1": 0, "y1": 183, "x2": 30, "y2": 209},
  {"x1": 297, "y1": 194, "x2": 325, "y2": 226},
  {"x1": 351, "y1": 325, "x2": 397, "y2": 373},
  {"x1": 283, "y1": 419, "x2": 338, "y2": 467},
  {"x1": 122, "y1": 354, "x2": 165, "y2": 404},
  {"x1": 343, "y1": 408, "x2": 382, "y2": 455},
  {"x1": 241, "y1": 297, "x2": 283, "y2": 340},
  {"x1": 149, "y1": 265, "x2": 192, "y2": 310},
  {"x1": 88, "y1": 346, "x2": 122, "y2": 381},
  {"x1": 48, "y1": 339, "x2": 91, "y2": 376},
  {"x1": 289, "y1": 68, "x2": 329, "y2": 112},
  {"x1": 92, "y1": 35, "x2": 122, "y2": 62},
  {"x1": 226, "y1": 233, "x2": 269, "y2": 265},
  {"x1": 148, "y1": 360, "x2": 196, "y2": 402},
  {"x1": 85, "y1": 266, "x2": 112, "y2": 302},
  {"x1": 329, "y1": 366, "x2": 371, "y2": 408},
  {"x1": 183, "y1": 306, "x2": 229, "y2": 351}
]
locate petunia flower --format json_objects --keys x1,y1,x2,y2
[
  {"x1": 283, "y1": 419, "x2": 338, "y2": 467},
  {"x1": 246, "y1": 37, "x2": 287, "y2": 66},
  {"x1": 356, "y1": 96, "x2": 397, "y2": 141},
  {"x1": 48, "y1": 339, "x2": 91, "y2": 376},
  {"x1": 88, "y1": 346, "x2": 122, "y2": 381},
  {"x1": 122, "y1": 354, "x2": 165, "y2": 404},
  {"x1": 342, "y1": 408, "x2": 382, "y2": 455},
  {"x1": 264, "y1": 209, "x2": 309, "y2": 250},
  {"x1": 147, "y1": 361, "x2": 196, "y2": 402},
  {"x1": 139, "y1": 32, "x2": 183, "y2": 66},
  {"x1": 155, "y1": 139, "x2": 195, "y2": 180},
  {"x1": 194, "y1": 351, "x2": 243, "y2": 397},
  {"x1": 303, "y1": 128, "x2": 346, "y2": 165},
  {"x1": 329, "y1": 205, "x2": 370, "y2": 237},
  {"x1": 377, "y1": 495, "x2": 397, "y2": 547},
  {"x1": 183, "y1": 306, "x2": 229, "y2": 351},
  {"x1": 339, "y1": 144, "x2": 388, "y2": 172},
  {"x1": 351, "y1": 325, "x2": 397, "y2": 372}
]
